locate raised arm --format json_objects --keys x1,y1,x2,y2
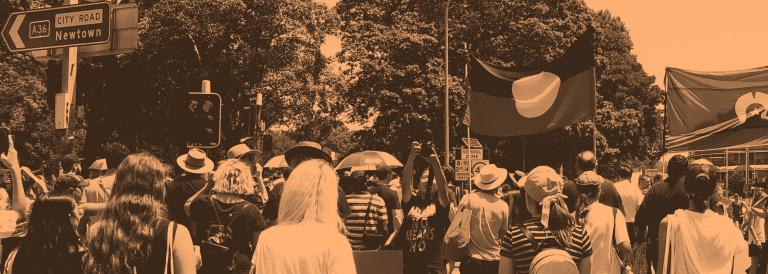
[
  {"x1": 426, "y1": 153, "x2": 448, "y2": 208},
  {"x1": 401, "y1": 142, "x2": 420, "y2": 205},
  {"x1": 1, "y1": 136, "x2": 28, "y2": 216}
]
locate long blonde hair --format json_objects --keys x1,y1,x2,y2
[
  {"x1": 277, "y1": 159, "x2": 342, "y2": 229},
  {"x1": 84, "y1": 152, "x2": 169, "y2": 273},
  {"x1": 212, "y1": 159, "x2": 255, "y2": 195}
]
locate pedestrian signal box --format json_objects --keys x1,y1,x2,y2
[{"x1": 184, "y1": 92, "x2": 221, "y2": 148}]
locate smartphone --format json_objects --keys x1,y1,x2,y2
[{"x1": 420, "y1": 141, "x2": 436, "y2": 158}]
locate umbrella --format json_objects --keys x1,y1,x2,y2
[
  {"x1": 264, "y1": 155, "x2": 289, "y2": 168},
  {"x1": 89, "y1": 159, "x2": 107, "y2": 171},
  {"x1": 336, "y1": 150, "x2": 403, "y2": 170}
]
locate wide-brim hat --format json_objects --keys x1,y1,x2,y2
[
  {"x1": 227, "y1": 144, "x2": 261, "y2": 160},
  {"x1": 176, "y1": 148, "x2": 214, "y2": 174},
  {"x1": 523, "y1": 166, "x2": 564, "y2": 203},
  {"x1": 285, "y1": 141, "x2": 332, "y2": 166},
  {"x1": 473, "y1": 164, "x2": 507, "y2": 190}
]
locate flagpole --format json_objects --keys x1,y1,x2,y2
[
  {"x1": 443, "y1": 0, "x2": 451, "y2": 166},
  {"x1": 462, "y1": 42, "x2": 472, "y2": 194},
  {"x1": 725, "y1": 148, "x2": 729, "y2": 195},
  {"x1": 592, "y1": 67, "x2": 598, "y2": 161}
]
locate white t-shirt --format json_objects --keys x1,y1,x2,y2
[
  {"x1": 251, "y1": 223, "x2": 356, "y2": 274},
  {"x1": 663, "y1": 209, "x2": 749, "y2": 274},
  {"x1": 584, "y1": 202, "x2": 630, "y2": 274},
  {"x1": 613, "y1": 179, "x2": 644, "y2": 223},
  {"x1": 459, "y1": 191, "x2": 509, "y2": 261}
]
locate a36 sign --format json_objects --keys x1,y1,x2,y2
[{"x1": 2, "y1": 2, "x2": 111, "y2": 52}]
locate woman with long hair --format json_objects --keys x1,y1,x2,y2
[
  {"x1": 398, "y1": 142, "x2": 450, "y2": 274},
  {"x1": 4, "y1": 192, "x2": 84, "y2": 274},
  {"x1": 84, "y1": 152, "x2": 196, "y2": 273},
  {"x1": 249, "y1": 159, "x2": 355, "y2": 274},
  {"x1": 190, "y1": 159, "x2": 267, "y2": 274},
  {"x1": 573, "y1": 171, "x2": 631, "y2": 274},
  {"x1": 658, "y1": 159, "x2": 749, "y2": 273},
  {"x1": 499, "y1": 166, "x2": 593, "y2": 274}
]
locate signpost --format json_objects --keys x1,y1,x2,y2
[
  {"x1": 455, "y1": 159, "x2": 489, "y2": 181},
  {"x1": 2, "y1": 2, "x2": 111, "y2": 52}
]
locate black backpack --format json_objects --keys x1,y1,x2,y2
[{"x1": 200, "y1": 198, "x2": 251, "y2": 272}]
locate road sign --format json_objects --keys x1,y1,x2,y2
[
  {"x1": 2, "y1": 2, "x2": 111, "y2": 52},
  {"x1": 461, "y1": 148, "x2": 483, "y2": 160},
  {"x1": 30, "y1": 4, "x2": 137, "y2": 61},
  {"x1": 455, "y1": 159, "x2": 489, "y2": 181},
  {"x1": 462, "y1": 137, "x2": 483, "y2": 148}
]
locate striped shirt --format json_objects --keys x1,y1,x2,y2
[
  {"x1": 345, "y1": 193, "x2": 388, "y2": 250},
  {"x1": 500, "y1": 220, "x2": 593, "y2": 274}
]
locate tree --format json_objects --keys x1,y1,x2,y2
[{"x1": 337, "y1": 0, "x2": 664, "y2": 173}]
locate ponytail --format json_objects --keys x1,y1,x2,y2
[
  {"x1": 574, "y1": 185, "x2": 600, "y2": 225},
  {"x1": 547, "y1": 196, "x2": 574, "y2": 248}
]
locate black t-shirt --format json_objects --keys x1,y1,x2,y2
[
  {"x1": 191, "y1": 197, "x2": 267, "y2": 273},
  {"x1": 165, "y1": 175, "x2": 206, "y2": 228},
  {"x1": 401, "y1": 196, "x2": 449, "y2": 274},
  {"x1": 635, "y1": 176, "x2": 689, "y2": 242},
  {"x1": 563, "y1": 178, "x2": 625, "y2": 214},
  {"x1": 369, "y1": 185, "x2": 401, "y2": 232},
  {"x1": 733, "y1": 200, "x2": 744, "y2": 217}
]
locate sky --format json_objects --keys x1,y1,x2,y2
[
  {"x1": 585, "y1": 0, "x2": 768, "y2": 87},
  {"x1": 317, "y1": 0, "x2": 768, "y2": 88}
]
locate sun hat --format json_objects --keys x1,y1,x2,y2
[
  {"x1": 576, "y1": 171, "x2": 604, "y2": 186},
  {"x1": 473, "y1": 164, "x2": 508, "y2": 191},
  {"x1": 176, "y1": 148, "x2": 214, "y2": 174},
  {"x1": 284, "y1": 141, "x2": 332, "y2": 166},
  {"x1": 227, "y1": 143, "x2": 261, "y2": 160},
  {"x1": 523, "y1": 166, "x2": 565, "y2": 204},
  {"x1": 88, "y1": 159, "x2": 107, "y2": 171}
]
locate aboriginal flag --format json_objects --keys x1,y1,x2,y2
[{"x1": 467, "y1": 29, "x2": 596, "y2": 136}]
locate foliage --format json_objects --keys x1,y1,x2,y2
[{"x1": 337, "y1": 0, "x2": 665, "y2": 174}]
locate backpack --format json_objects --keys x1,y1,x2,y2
[
  {"x1": 200, "y1": 198, "x2": 251, "y2": 272},
  {"x1": 518, "y1": 224, "x2": 579, "y2": 274}
]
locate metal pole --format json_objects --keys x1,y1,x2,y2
[
  {"x1": 462, "y1": 42, "x2": 471, "y2": 193},
  {"x1": 591, "y1": 67, "x2": 598, "y2": 166},
  {"x1": 726, "y1": 148, "x2": 729, "y2": 194},
  {"x1": 443, "y1": 0, "x2": 451, "y2": 165},
  {"x1": 745, "y1": 146, "x2": 750, "y2": 190},
  {"x1": 522, "y1": 137, "x2": 527, "y2": 171}
]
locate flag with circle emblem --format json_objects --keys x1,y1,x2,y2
[{"x1": 467, "y1": 29, "x2": 596, "y2": 136}]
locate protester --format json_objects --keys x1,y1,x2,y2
[
  {"x1": 657, "y1": 159, "x2": 749, "y2": 273},
  {"x1": 227, "y1": 144, "x2": 268, "y2": 209},
  {"x1": 84, "y1": 152, "x2": 196, "y2": 273},
  {"x1": 612, "y1": 164, "x2": 644, "y2": 243},
  {"x1": 745, "y1": 188, "x2": 768, "y2": 274},
  {"x1": 82, "y1": 142, "x2": 129, "y2": 227},
  {"x1": 87, "y1": 159, "x2": 107, "y2": 179},
  {"x1": 59, "y1": 154, "x2": 82, "y2": 177},
  {"x1": 562, "y1": 150, "x2": 624, "y2": 214},
  {"x1": 499, "y1": 166, "x2": 593, "y2": 274},
  {"x1": 263, "y1": 141, "x2": 349, "y2": 223},
  {"x1": 166, "y1": 148, "x2": 214, "y2": 228},
  {"x1": 249, "y1": 159, "x2": 356, "y2": 274},
  {"x1": 733, "y1": 193, "x2": 745, "y2": 227},
  {"x1": 367, "y1": 165, "x2": 402, "y2": 233},
  {"x1": 574, "y1": 171, "x2": 632, "y2": 274},
  {"x1": 0, "y1": 136, "x2": 36, "y2": 269},
  {"x1": 345, "y1": 170, "x2": 388, "y2": 250},
  {"x1": 458, "y1": 164, "x2": 509, "y2": 274},
  {"x1": 635, "y1": 155, "x2": 689, "y2": 271},
  {"x1": 3, "y1": 192, "x2": 85, "y2": 274},
  {"x1": 190, "y1": 159, "x2": 267, "y2": 274},
  {"x1": 398, "y1": 142, "x2": 450, "y2": 274}
]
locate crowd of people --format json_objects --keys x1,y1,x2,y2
[{"x1": 0, "y1": 133, "x2": 758, "y2": 274}]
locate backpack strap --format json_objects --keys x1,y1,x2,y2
[
  {"x1": 165, "y1": 221, "x2": 178, "y2": 274},
  {"x1": 518, "y1": 223, "x2": 541, "y2": 250}
]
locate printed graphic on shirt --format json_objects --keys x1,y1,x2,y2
[{"x1": 405, "y1": 204, "x2": 436, "y2": 253}]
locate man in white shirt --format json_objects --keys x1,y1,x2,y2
[{"x1": 613, "y1": 164, "x2": 644, "y2": 244}]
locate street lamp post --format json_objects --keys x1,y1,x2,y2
[{"x1": 443, "y1": 0, "x2": 451, "y2": 165}]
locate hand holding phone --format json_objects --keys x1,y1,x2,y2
[{"x1": 0, "y1": 135, "x2": 18, "y2": 171}]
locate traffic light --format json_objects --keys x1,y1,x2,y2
[{"x1": 183, "y1": 92, "x2": 222, "y2": 147}]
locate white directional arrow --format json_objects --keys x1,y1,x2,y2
[{"x1": 9, "y1": 14, "x2": 25, "y2": 49}]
